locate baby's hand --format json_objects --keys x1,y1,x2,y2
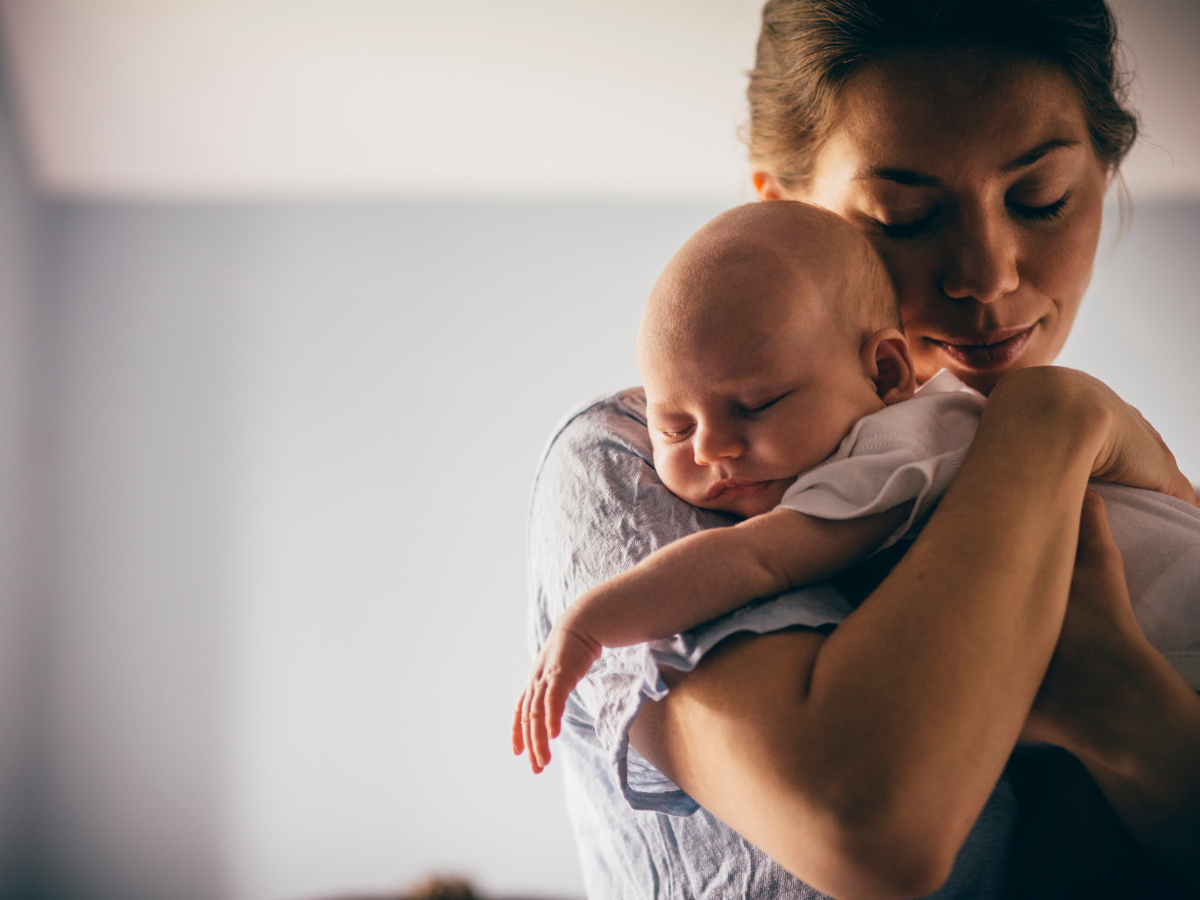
[{"x1": 511, "y1": 620, "x2": 602, "y2": 774}]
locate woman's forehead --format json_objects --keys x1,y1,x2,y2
[{"x1": 817, "y1": 52, "x2": 1092, "y2": 182}]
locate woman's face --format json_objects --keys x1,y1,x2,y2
[{"x1": 758, "y1": 51, "x2": 1110, "y2": 394}]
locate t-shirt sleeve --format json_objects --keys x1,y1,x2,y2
[
  {"x1": 777, "y1": 387, "x2": 983, "y2": 550},
  {"x1": 527, "y1": 394, "x2": 853, "y2": 815}
]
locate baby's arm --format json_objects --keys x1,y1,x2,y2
[{"x1": 513, "y1": 501, "x2": 912, "y2": 772}]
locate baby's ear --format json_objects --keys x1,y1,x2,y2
[{"x1": 861, "y1": 328, "x2": 917, "y2": 405}]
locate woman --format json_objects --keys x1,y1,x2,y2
[{"x1": 525, "y1": 2, "x2": 1200, "y2": 897}]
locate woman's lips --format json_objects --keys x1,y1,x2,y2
[
  {"x1": 926, "y1": 325, "x2": 1035, "y2": 371},
  {"x1": 704, "y1": 478, "x2": 774, "y2": 502}
]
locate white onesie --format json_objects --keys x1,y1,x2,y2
[{"x1": 778, "y1": 369, "x2": 1200, "y2": 690}]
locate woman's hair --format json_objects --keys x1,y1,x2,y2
[{"x1": 747, "y1": 0, "x2": 1138, "y2": 192}]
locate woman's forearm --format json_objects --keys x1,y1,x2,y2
[{"x1": 798, "y1": 370, "x2": 1107, "y2": 855}]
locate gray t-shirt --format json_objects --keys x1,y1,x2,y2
[{"x1": 527, "y1": 389, "x2": 1016, "y2": 899}]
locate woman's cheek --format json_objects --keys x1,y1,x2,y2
[{"x1": 868, "y1": 238, "x2": 928, "y2": 315}]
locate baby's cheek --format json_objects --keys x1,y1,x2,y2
[
  {"x1": 660, "y1": 456, "x2": 713, "y2": 507},
  {"x1": 652, "y1": 449, "x2": 689, "y2": 494}
]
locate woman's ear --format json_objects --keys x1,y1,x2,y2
[
  {"x1": 752, "y1": 170, "x2": 785, "y2": 200},
  {"x1": 860, "y1": 328, "x2": 917, "y2": 405}
]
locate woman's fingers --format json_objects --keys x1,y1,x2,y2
[
  {"x1": 1091, "y1": 387, "x2": 1200, "y2": 509},
  {"x1": 1073, "y1": 491, "x2": 1137, "y2": 628},
  {"x1": 1077, "y1": 490, "x2": 1122, "y2": 571},
  {"x1": 1022, "y1": 489, "x2": 1146, "y2": 751}
]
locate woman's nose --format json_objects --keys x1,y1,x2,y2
[
  {"x1": 693, "y1": 422, "x2": 745, "y2": 465},
  {"x1": 941, "y1": 208, "x2": 1020, "y2": 304}
]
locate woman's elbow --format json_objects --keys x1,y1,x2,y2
[
  {"x1": 829, "y1": 824, "x2": 958, "y2": 900},
  {"x1": 774, "y1": 791, "x2": 961, "y2": 900}
]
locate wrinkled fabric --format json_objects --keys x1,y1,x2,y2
[
  {"x1": 781, "y1": 370, "x2": 983, "y2": 549},
  {"x1": 782, "y1": 370, "x2": 1200, "y2": 689},
  {"x1": 527, "y1": 389, "x2": 1015, "y2": 899}
]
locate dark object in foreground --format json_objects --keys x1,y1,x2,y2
[
  {"x1": 1006, "y1": 744, "x2": 1195, "y2": 898},
  {"x1": 330, "y1": 874, "x2": 577, "y2": 900},
  {"x1": 400, "y1": 877, "x2": 479, "y2": 900}
]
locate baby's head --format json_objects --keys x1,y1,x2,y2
[{"x1": 639, "y1": 201, "x2": 917, "y2": 517}]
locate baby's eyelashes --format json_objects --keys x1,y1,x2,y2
[
  {"x1": 738, "y1": 392, "x2": 790, "y2": 415},
  {"x1": 660, "y1": 427, "x2": 693, "y2": 440},
  {"x1": 650, "y1": 420, "x2": 695, "y2": 441}
]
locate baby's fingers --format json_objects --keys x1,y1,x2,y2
[
  {"x1": 520, "y1": 682, "x2": 544, "y2": 774},
  {"x1": 511, "y1": 692, "x2": 528, "y2": 755},
  {"x1": 529, "y1": 679, "x2": 554, "y2": 771},
  {"x1": 545, "y1": 677, "x2": 572, "y2": 740}
]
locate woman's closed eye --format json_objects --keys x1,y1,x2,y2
[
  {"x1": 877, "y1": 208, "x2": 939, "y2": 240},
  {"x1": 1008, "y1": 192, "x2": 1070, "y2": 222}
]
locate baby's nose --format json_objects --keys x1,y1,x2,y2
[{"x1": 693, "y1": 422, "x2": 746, "y2": 464}]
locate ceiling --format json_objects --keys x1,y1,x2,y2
[{"x1": 1, "y1": 0, "x2": 1196, "y2": 201}]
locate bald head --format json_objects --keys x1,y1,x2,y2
[{"x1": 637, "y1": 201, "x2": 897, "y2": 373}]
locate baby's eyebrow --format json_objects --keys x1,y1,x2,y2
[{"x1": 646, "y1": 405, "x2": 685, "y2": 420}]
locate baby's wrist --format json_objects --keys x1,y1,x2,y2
[{"x1": 557, "y1": 601, "x2": 603, "y2": 651}]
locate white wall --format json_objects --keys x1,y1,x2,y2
[
  {"x1": 1059, "y1": 201, "x2": 1200, "y2": 484},
  {"x1": 0, "y1": 60, "x2": 39, "y2": 897},
  {"x1": 3, "y1": 0, "x2": 1198, "y2": 201},
  {"x1": 34, "y1": 200, "x2": 725, "y2": 900}
]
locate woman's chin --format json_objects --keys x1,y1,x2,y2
[
  {"x1": 946, "y1": 367, "x2": 1006, "y2": 396},
  {"x1": 918, "y1": 351, "x2": 1043, "y2": 396}
]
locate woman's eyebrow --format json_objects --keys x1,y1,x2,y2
[
  {"x1": 999, "y1": 138, "x2": 1080, "y2": 173},
  {"x1": 854, "y1": 167, "x2": 938, "y2": 186},
  {"x1": 855, "y1": 138, "x2": 1082, "y2": 186}
]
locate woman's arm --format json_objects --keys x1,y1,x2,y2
[{"x1": 629, "y1": 367, "x2": 1198, "y2": 900}]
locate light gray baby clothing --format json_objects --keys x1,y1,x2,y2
[{"x1": 779, "y1": 369, "x2": 1200, "y2": 689}]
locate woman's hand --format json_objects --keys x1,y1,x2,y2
[
  {"x1": 994, "y1": 367, "x2": 1200, "y2": 509},
  {"x1": 1020, "y1": 491, "x2": 1159, "y2": 751},
  {"x1": 1022, "y1": 491, "x2": 1200, "y2": 877}
]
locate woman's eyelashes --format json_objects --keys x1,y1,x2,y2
[
  {"x1": 873, "y1": 191, "x2": 1071, "y2": 239},
  {"x1": 877, "y1": 208, "x2": 939, "y2": 240},
  {"x1": 1008, "y1": 192, "x2": 1070, "y2": 222}
]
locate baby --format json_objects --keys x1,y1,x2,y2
[{"x1": 512, "y1": 200, "x2": 1200, "y2": 772}]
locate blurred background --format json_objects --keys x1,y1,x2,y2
[{"x1": 0, "y1": 2, "x2": 1195, "y2": 899}]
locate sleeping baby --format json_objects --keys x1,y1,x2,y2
[{"x1": 512, "y1": 200, "x2": 1200, "y2": 772}]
